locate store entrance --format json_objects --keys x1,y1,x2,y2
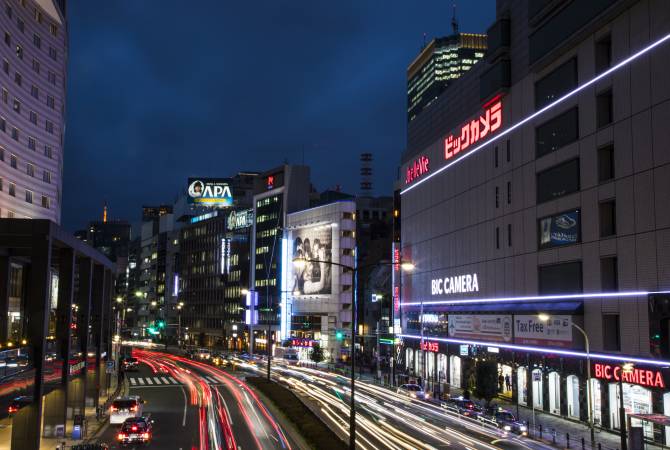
[{"x1": 608, "y1": 383, "x2": 653, "y2": 439}]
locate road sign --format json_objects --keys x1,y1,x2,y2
[{"x1": 105, "y1": 360, "x2": 115, "y2": 374}]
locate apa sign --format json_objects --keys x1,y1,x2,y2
[
  {"x1": 431, "y1": 273, "x2": 479, "y2": 296},
  {"x1": 187, "y1": 178, "x2": 233, "y2": 208},
  {"x1": 593, "y1": 363, "x2": 666, "y2": 389}
]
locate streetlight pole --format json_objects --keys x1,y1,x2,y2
[{"x1": 293, "y1": 257, "x2": 414, "y2": 450}]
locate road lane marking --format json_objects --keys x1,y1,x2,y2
[
  {"x1": 130, "y1": 378, "x2": 137, "y2": 385},
  {"x1": 169, "y1": 377, "x2": 178, "y2": 384},
  {"x1": 153, "y1": 377, "x2": 162, "y2": 384},
  {"x1": 138, "y1": 378, "x2": 145, "y2": 385},
  {"x1": 145, "y1": 377, "x2": 153, "y2": 384},
  {"x1": 180, "y1": 384, "x2": 188, "y2": 427},
  {"x1": 161, "y1": 377, "x2": 170, "y2": 384}
]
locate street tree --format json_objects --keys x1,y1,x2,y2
[
  {"x1": 310, "y1": 343, "x2": 325, "y2": 364},
  {"x1": 475, "y1": 359, "x2": 499, "y2": 405}
]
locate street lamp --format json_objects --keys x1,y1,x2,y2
[
  {"x1": 293, "y1": 256, "x2": 414, "y2": 450},
  {"x1": 538, "y1": 314, "x2": 594, "y2": 446},
  {"x1": 619, "y1": 362, "x2": 634, "y2": 450}
]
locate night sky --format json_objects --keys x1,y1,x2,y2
[{"x1": 62, "y1": 1, "x2": 495, "y2": 231}]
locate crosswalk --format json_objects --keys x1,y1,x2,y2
[{"x1": 128, "y1": 375, "x2": 222, "y2": 386}]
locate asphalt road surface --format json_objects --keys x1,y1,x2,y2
[{"x1": 96, "y1": 350, "x2": 293, "y2": 450}]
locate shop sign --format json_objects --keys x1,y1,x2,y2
[
  {"x1": 459, "y1": 345, "x2": 469, "y2": 356},
  {"x1": 431, "y1": 273, "x2": 479, "y2": 296},
  {"x1": 227, "y1": 209, "x2": 253, "y2": 230},
  {"x1": 593, "y1": 363, "x2": 666, "y2": 389},
  {"x1": 68, "y1": 360, "x2": 85, "y2": 376},
  {"x1": 392, "y1": 245, "x2": 400, "y2": 313},
  {"x1": 420, "y1": 341, "x2": 439, "y2": 352},
  {"x1": 444, "y1": 99, "x2": 502, "y2": 162},
  {"x1": 448, "y1": 314, "x2": 513, "y2": 342},
  {"x1": 405, "y1": 155, "x2": 430, "y2": 185},
  {"x1": 289, "y1": 338, "x2": 316, "y2": 348},
  {"x1": 539, "y1": 210, "x2": 580, "y2": 249},
  {"x1": 514, "y1": 315, "x2": 572, "y2": 347}
]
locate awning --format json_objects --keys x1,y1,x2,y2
[
  {"x1": 425, "y1": 301, "x2": 583, "y2": 314},
  {"x1": 628, "y1": 414, "x2": 670, "y2": 427}
]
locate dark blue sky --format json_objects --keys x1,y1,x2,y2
[{"x1": 62, "y1": 1, "x2": 495, "y2": 230}]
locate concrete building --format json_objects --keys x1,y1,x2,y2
[
  {"x1": 399, "y1": 0, "x2": 670, "y2": 444},
  {"x1": 0, "y1": 0, "x2": 67, "y2": 223}
]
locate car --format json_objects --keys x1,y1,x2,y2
[
  {"x1": 479, "y1": 407, "x2": 528, "y2": 435},
  {"x1": 445, "y1": 397, "x2": 483, "y2": 418},
  {"x1": 117, "y1": 416, "x2": 154, "y2": 446},
  {"x1": 110, "y1": 396, "x2": 144, "y2": 424},
  {"x1": 121, "y1": 357, "x2": 139, "y2": 371},
  {"x1": 396, "y1": 383, "x2": 430, "y2": 400},
  {"x1": 196, "y1": 348, "x2": 211, "y2": 360},
  {"x1": 8, "y1": 396, "x2": 32, "y2": 415}
]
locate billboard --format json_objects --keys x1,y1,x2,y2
[
  {"x1": 513, "y1": 315, "x2": 572, "y2": 347},
  {"x1": 448, "y1": 314, "x2": 513, "y2": 342},
  {"x1": 289, "y1": 225, "x2": 333, "y2": 296},
  {"x1": 539, "y1": 210, "x2": 580, "y2": 249},
  {"x1": 187, "y1": 178, "x2": 233, "y2": 207}
]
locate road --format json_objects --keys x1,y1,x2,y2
[
  {"x1": 97, "y1": 350, "x2": 293, "y2": 450},
  {"x1": 237, "y1": 356, "x2": 555, "y2": 450}
]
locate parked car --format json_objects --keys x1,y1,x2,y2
[
  {"x1": 396, "y1": 383, "x2": 430, "y2": 400},
  {"x1": 8, "y1": 396, "x2": 33, "y2": 415}
]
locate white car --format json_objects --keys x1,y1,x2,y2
[
  {"x1": 196, "y1": 348, "x2": 211, "y2": 360},
  {"x1": 397, "y1": 384, "x2": 430, "y2": 400},
  {"x1": 110, "y1": 396, "x2": 143, "y2": 424}
]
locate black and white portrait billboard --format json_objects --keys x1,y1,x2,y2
[{"x1": 290, "y1": 225, "x2": 333, "y2": 296}]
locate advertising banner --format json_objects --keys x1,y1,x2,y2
[
  {"x1": 448, "y1": 315, "x2": 513, "y2": 342},
  {"x1": 514, "y1": 315, "x2": 573, "y2": 347},
  {"x1": 289, "y1": 225, "x2": 333, "y2": 296},
  {"x1": 187, "y1": 178, "x2": 233, "y2": 207},
  {"x1": 539, "y1": 210, "x2": 580, "y2": 249}
]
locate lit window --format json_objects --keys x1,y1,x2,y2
[
  {"x1": 15, "y1": 44, "x2": 22, "y2": 59},
  {"x1": 8, "y1": 182, "x2": 15, "y2": 197},
  {"x1": 13, "y1": 98, "x2": 20, "y2": 113},
  {"x1": 41, "y1": 195, "x2": 49, "y2": 208}
]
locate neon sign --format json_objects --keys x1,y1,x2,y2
[
  {"x1": 392, "y1": 246, "x2": 400, "y2": 313},
  {"x1": 290, "y1": 338, "x2": 315, "y2": 348},
  {"x1": 266, "y1": 176, "x2": 274, "y2": 190},
  {"x1": 431, "y1": 273, "x2": 479, "y2": 296},
  {"x1": 594, "y1": 363, "x2": 666, "y2": 389},
  {"x1": 420, "y1": 341, "x2": 439, "y2": 352},
  {"x1": 445, "y1": 100, "x2": 501, "y2": 161},
  {"x1": 405, "y1": 155, "x2": 430, "y2": 185}
]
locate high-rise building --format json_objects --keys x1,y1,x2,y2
[
  {"x1": 400, "y1": 0, "x2": 670, "y2": 444},
  {"x1": 407, "y1": 30, "x2": 486, "y2": 123},
  {"x1": 0, "y1": 0, "x2": 67, "y2": 222}
]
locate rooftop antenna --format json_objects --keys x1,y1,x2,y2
[{"x1": 452, "y1": 2, "x2": 459, "y2": 34}]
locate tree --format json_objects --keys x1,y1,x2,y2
[
  {"x1": 310, "y1": 343, "x2": 325, "y2": 364},
  {"x1": 474, "y1": 359, "x2": 499, "y2": 405}
]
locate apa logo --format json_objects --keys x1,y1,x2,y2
[{"x1": 405, "y1": 155, "x2": 430, "y2": 185}]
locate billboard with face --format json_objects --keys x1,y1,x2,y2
[
  {"x1": 187, "y1": 178, "x2": 233, "y2": 207},
  {"x1": 290, "y1": 225, "x2": 333, "y2": 296}
]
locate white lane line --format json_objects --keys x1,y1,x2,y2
[
  {"x1": 180, "y1": 385, "x2": 188, "y2": 427},
  {"x1": 169, "y1": 377, "x2": 179, "y2": 384},
  {"x1": 215, "y1": 386, "x2": 233, "y2": 425},
  {"x1": 153, "y1": 377, "x2": 162, "y2": 384},
  {"x1": 161, "y1": 377, "x2": 170, "y2": 384},
  {"x1": 145, "y1": 377, "x2": 153, "y2": 385},
  {"x1": 138, "y1": 378, "x2": 145, "y2": 385},
  {"x1": 130, "y1": 378, "x2": 137, "y2": 385}
]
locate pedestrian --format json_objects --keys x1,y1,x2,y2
[
  {"x1": 498, "y1": 374, "x2": 504, "y2": 392},
  {"x1": 505, "y1": 374, "x2": 511, "y2": 391}
]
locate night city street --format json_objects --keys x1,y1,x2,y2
[{"x1": 2, "y1": 0, "x2": 670, "y2": 449}]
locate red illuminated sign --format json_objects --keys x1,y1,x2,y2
[
  {"x1": 444, "y1": 99, "x2": 502, "y2": 161},
  {"x1": 392, "y1": 247, "x2": 400, "y2": 313},
  {"x1": 405, "y1": 155, "x2": 430, "y2": 185},
  {"x1": 266, "y1": 176, "x2": 274, "y2": 190},
  {"x1": 290, "y1": 338, "x2": 315, "y2": 348},
  {"x1": 593, "y1": 363, "x2": 666, "y2": 389},
  {"x1": 420, "y1": 341, "x2": 439, "y2": 353}
]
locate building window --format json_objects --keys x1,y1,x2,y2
[
  {"x1": 2, "y1": 58, "x2": 7, "y2": 74},
  {"x1": 0, "y1": 177, "x2": 2, "y2": 191},
  {"x1": 506, "y1": 139, "x2": 511, "y2": 162},
  {"x1": 598, "y1": 144, "x2": 614, "y2": 182},
  {"x1": 495, "y1": 186, "x2": 499, "y2": 208},
  {"x1": 596, "y1": 89, "x2": 613, "y2": 128},
  {"x1": 4, "y1": 32, "x2": 10, "y2": 46},
  {"x1": 595, "y1": 34, "x2": 611, "y2": 74},
  {"x1": 28, "y1": 136, "x2": 35, "y2": 149},
  {"x1": 507, "y1": 223, "x2": 512, "y2": 247},
  {"x1": 26, "y1": 163, "x2": 33, "y2": 177},
  {"x1": 0, "y1": 147, "x2": 3, "y2": 160},
  {"x1": 47, "y1": 70, "x2": 55, "y2": 85},
  {"x1": 599, "y1": 200, "x2": 616, "y2": 237},
  {"x1": 11, "y1": 127, "x2": 18, "y2": 140},
  {"x1": 539, "y1": 261, "x2": 582, "y2": 294},
  {"x1": 25, "y1": 189, "x2": 32, "y2": 203},
  {"x1": 10, "y1": 153, "x2": 17, "y2": 168},
  {"x1": 41, "y1": 195, "x2": 48, "y2": 208},
  {"x1": 46, "y1": 95, "x2": 54, "y2": 109},
  {"x1": 507, "y1": 181, "x2": 511, "y2": 204},
  {"x1": 45, "y1": 120, "x2": 53, "y2": 134},
  {"x1": 34, "y1": 9, "x2": 41, "y2": 23},
  {"x1": 29, "y1": 110, "x2": 36, "y2": 124},
  {"x1": 535, "y1": 58, "x2": 577, "y2": 109},
  {"x1": 8, "y1": 182, "x2": 15, "y2": 196},
  {"x1": 14, "y1": 71, "x2": 20, "y2": 86},
  {"x1": 601, "y1": 256, "x2": 618, "y2": 291},
  {"x1": 15, "y1": 44, "x2": 22, "y2": 59},
  {"x1": 12, "y1": 98, "x2": 20, "y2": 113},
  {"x1": 31, "y1": 59, "x2": 39, "y2": 73},
  {"x1": 0, "y1": 116, "x2": 5, "y2": 132},
  {"x1": 602, "y1": 314, "x2": 621, "y2": 351},
  {"x1": 496, "y1": 226, "x2": 500, "y2": 249},
  {"x1": 4, "y1": 3, "x2": 10, "y2": 18},
  {"x1": 43, "y1": 170, "x2": 50, "y2": 183},
  {"x1": 48, "y1": 46, "x2": 56, "y2": 61},
  {"x1": 30, "y1": 84, "x2": 38, "y2": 98},
  {"x1": 17, "y1": 17, "x2": 24, "y2": 32},
  {"x1": 536, "y1": 158, "x2": 580, "y2": 203},
  {"x1": 536, "y1": 107, "x2": 579, "y2": 157},
  {"x1": 44, "y1": 145, "x2": 52, "y2": 159},
  {"x1": 32, "y1": 33, "x2": 40, "y2": 48},
  {"x1": 49, "y1": 23, "x2": 57, "y2": 36}
]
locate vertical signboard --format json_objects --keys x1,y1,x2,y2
[{"x1": 392, "y1": 243, "x2": 401, "y2": 334}]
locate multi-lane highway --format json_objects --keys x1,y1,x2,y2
[{"x1": 97, "y1": 350, "x2": 294, "y2": 450}]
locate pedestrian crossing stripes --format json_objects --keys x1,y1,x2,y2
[{"x1": 128, "y1": 376, "x2": 223, "y2": 386}]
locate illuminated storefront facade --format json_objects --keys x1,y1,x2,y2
[{"x1": 399, "y1": 0, "x2": 670, "y2": 444}]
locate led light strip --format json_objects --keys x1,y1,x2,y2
[
  {"x1": 401, "y1": 32, "x2": 670, "y2": 195},
  {"x1": 401, "y1": 290, "x2": 670, "y2": 307},
  {"x1": 399, "y1": 333, "x2": 670, "y2": 367}
]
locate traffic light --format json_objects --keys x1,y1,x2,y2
[
  {"x1": 335, "y1": 331, "x2": 344, "y2": 341},
  {"x1": 156, "y1": 320, "x2": 165, "y2": 329},
  {"x1": 147, "y1": 327, "x2": 158, "y2": 335}
]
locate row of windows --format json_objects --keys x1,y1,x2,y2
[
  {"x1": 0, "y1": 146, "x2": 51, "y2": 182},
  {"x1": 2, "y1": 86, "x2": 56, "y2": 133},
  {"x1": 3, "y1": 58, "x2": 57, "y2": 107},
  {"x1": 5, "y1": 1, "x2": 59, "y2": 37},
  {"x1": 0, "y1": 176, "x2": 50, "y2": 207}
]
